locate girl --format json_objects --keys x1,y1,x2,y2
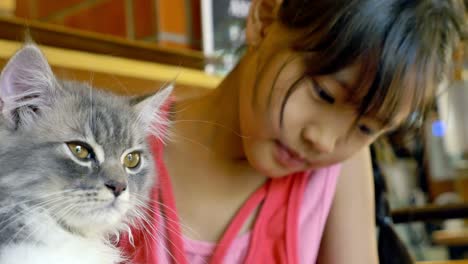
[{"x1": 122, "y1": 0, "x2": 465, "y2": 263}]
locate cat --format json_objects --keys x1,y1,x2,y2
[{"x1": 0, "y1": 44, "x2": 172, "y2": 264}]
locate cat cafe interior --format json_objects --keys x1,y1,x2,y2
[{"x1": 0, "y1": 0, "x2": 467, "y2": 263}]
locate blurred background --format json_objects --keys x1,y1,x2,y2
[
  {"x1": 0, "y1": 0, "x2": 249, "y2": 74},
  {"x1": 0, "y1": 0, "x2": 467, "y2": 263}
]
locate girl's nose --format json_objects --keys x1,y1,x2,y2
[{"x1": 302, "y1": 126, "x2": 336, "y2": 154}]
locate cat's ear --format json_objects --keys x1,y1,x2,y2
[
  {"x1": 133, "y1": 83, "x2": 174, "y2": 137},
  {"x1": 0, "y1": 44, "x2": 57, "y2": 128}
]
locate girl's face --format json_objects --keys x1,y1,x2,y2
[{"x1": 239, "y1": 22, "x2": 412, "y2": 178}]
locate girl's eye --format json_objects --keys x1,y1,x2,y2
[
  {"x1": 310, "y1": 79, "x2": 335, "y2": 104},
  {"x1": 67, "y1": 142, "x2": 93, "y2": 160},
  {"x1": 123, "y1": 152, "x2": 141, "y2": 169},
  {"x1": 358, "y1": 124, "x2": 375, "y2": 136}
]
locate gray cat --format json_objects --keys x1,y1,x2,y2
[{"x1": 0, "y1": 44, "x2": 172, "y2": 264}]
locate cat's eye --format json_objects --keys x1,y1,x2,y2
[
  {"x1": 67, "y1": 143, "x2": 92, "y2": 160},
  {"x1": 123, "y1": 152, "x2": 141, "y2": 169}
]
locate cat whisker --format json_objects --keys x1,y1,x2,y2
[
  {"x1": 126, "y1": 198, "x2": 188, "y2": 242},
  {"x1": 125, "y1": 195, "x2": 210, "y2": 263},
  {"x1": 128, "y1": 207, "x2": 184, "y2": 264},
  {"x1": 165, "y1": 133, "x2": 213, "y2": 153},
  {"x1": 53, "y1": 200, "x2": 80, "y2": 223},
  {"x1": 89, "y1": 82, "x2": 94, "y2": 131},
  {"x1": 171, "y1": 119, "x2": 250, "y2": 139},
  {"x1": 123, "y1": 209, "x2": 163, "y2": 244},
  {"x1": 108, "y1": 74, "x2": 131, "y2": 96},
  {"x1": 15, "y1": 189, "x2": 77, "y2": 204},
  {"x1": 0, "y1": 195, "x2": 69, "y2": 233},
  {"x1": 131, "y1": 196, "x2": 201, "y2": 240},
  {"x1": 16, "y1": 200, "x2": 74, "y2": 244},
  {"x1": 129, "y1": 197, "x2": 204, "y2": 258},
  {"x1": 4, "y1": 197, "x2": 71, "y2": 245}
]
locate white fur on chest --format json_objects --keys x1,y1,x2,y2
[{"x1": 0, "y1": 212, "x2": 123, "y2": 264}]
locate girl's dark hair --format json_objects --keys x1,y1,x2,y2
[
  {"x1": 278, "y1": 0, "x2": 465, "y2": 128},
  {"x1": 277, "y1": 0, "x2": 465, "y2": 263}
]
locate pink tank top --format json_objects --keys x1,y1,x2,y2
[
  {"x1": 120, "y1": 135, "x2": 341, "y2": 263},
  {"x1": 120, "y1": 99, "x2": 341, "y2": 263},
  {"x1": 157, "y1": 166, "x2": 340, "y2": 264}
]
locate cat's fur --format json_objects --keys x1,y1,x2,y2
[{"x1": 0, "y1": 44, "x2": 172, "y2": 264}]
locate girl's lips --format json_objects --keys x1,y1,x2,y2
[{"x1": 273, "y1": 140, "x2": 308, "y2": 169}]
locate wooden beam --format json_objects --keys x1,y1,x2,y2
[
  {"x1": 417, "y1": 261, "x2": 468, "y2": 264},
  {"x1": 391, "y1": 203, "x2": 468, "y2": 224},
  {"x1": 433, "y1": 229, "x2": 468, "y2": 246},
  {"x1": 0, "y1": 39, "x2": 221, "y2": 90},
  {"x1": 0, "y1": 16, "x2": 206, "y2": 70}
]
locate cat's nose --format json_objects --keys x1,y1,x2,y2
[{"x1": 104, "y1": 180, "x2": 127, "y2": 197}]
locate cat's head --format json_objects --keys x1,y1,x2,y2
[{"x1": 0, "y1": 44, "x2": 172, "y2": 236}]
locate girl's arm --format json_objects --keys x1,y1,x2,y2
[{"x1": 317, "y1": 147, "x2": 379, "y2": 264}]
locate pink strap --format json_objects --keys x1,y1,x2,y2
[
  {"x1": 151, "y1": 136, "x2": 188, "y2": 264},
  {"x1": 286, "y1": 173, "x2": 308, "y2": 263},
  {"x1": 209, "y1": 183, "x2": 268, "y2": 263},
  {"x1": 243, "y1": 173, "x2": 308, "y2": 263}
]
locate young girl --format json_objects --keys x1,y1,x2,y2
[{"x1": 121, "y1": 0, "x2": 465, "y2": 263}]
